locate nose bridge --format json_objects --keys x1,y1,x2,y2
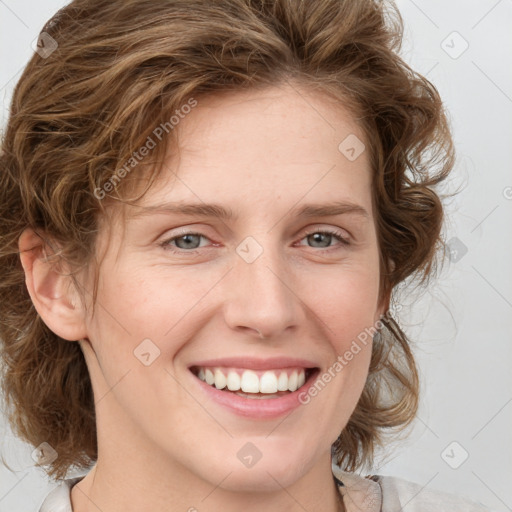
[{"x1": 223, "y1": 234, "x2": 301, "y2": 338}]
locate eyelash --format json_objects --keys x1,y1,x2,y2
[{"x1": 159, "y1": 228, "x2": 351, "y2": 254}]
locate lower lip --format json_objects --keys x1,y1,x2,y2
[{"x1": 191, "y1": 370, "x2": 319, "y2": 419}]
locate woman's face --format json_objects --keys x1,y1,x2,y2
[{"x1": 79, "y1": 83, "x2": 387, "y2": 491}]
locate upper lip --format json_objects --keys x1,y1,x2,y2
[{"x1": 188, "y1": 356, "x2": 319, "y2": 371}]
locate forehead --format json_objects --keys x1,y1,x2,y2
[
  {"x1": 123, "y1": 83, "x2": 372, "y2": 218},
  {"x1": 175, "y1": 83, "x2": 364, "y2": 163}
]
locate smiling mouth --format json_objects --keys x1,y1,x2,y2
[{"x1": 190, "y1": 366, "x2": 318, "y2": 399}]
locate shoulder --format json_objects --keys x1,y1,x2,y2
[
  {"x1": 332, "y1": 465, "x2": 495, "y2": 512},
  {"x1": 373, "y1": 473, "x2": 494, "y2": 512},
  {"x1": 36, "y1": 476, "x2": 84, "y2": 512}
]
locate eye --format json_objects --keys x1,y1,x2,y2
[
  {"x1": 160, "y1": 231, "x2": 212, "y2": 252},
  {"x1": 297, "y1": 228, "x2": 351, "y2": 250},
  {"x1": 159, "y1": 227, "x2": 351, "y2": 254}
]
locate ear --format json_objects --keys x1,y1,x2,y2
[{"x1": 18, "y1": 228, "x2": 88, "y2": 341}]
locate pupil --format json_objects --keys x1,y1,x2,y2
[
  {"x1": 178, "y1": 234, "x2": 199, "y2": 249},
  {"x1": 310, "y1": 233, "x2": 330, "y2": 248}
]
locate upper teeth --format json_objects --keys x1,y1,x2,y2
[{"x1": 195, "y1": 367, "x2": 307, "y2": 393}]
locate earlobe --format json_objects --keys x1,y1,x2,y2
[{"x1": 18, "y1": 228, "x2": 88, "y2": 341}]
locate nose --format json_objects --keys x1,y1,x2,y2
[{"x1": 222, "y1": 240, "x2": 303, "y2": 340}]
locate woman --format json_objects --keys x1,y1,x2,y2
[{"x1": 0, "y1": 0, "x2": 495, "y2": 510}]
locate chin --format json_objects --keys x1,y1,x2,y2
[
  {"x1": 191, "y1": 440, "x2": 318, "y2": 493},
  {"x1": 211, "y1": 464, "x2": 310, "y2": 494}
]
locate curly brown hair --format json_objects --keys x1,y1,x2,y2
[{"x1": 0, "y1": 0, "x2": 454, "y2": 480}]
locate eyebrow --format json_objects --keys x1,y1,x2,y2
[{"x1": 129, "y1": 200, "x2": 370, "y2": 220}]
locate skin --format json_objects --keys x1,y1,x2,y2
[{"x1": 19, "y1": 82, "x2": 389, "y2": 512}]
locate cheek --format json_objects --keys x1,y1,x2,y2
[
  {"x1": 96, "y1": 264, "x2": 211, "y2": 337},
  {"x1": 87, "y1": 247, "x2": 380, "y2": 370},
  {"x1": 84, "y1": 263, "x2": 222, "y2": 394},
  {"x1": 90, "y1": 255, "x2": 381, "y2": 371},
  {"x1": 300, "y1": 263, "x2": 379, "y2": 408},
  {"x1": 303, "y1": 264, "x2": 381, "y2": 344}
]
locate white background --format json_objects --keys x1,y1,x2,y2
[{"x1": 1, "y1": 0, "x2": 511, "y2": 511}]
